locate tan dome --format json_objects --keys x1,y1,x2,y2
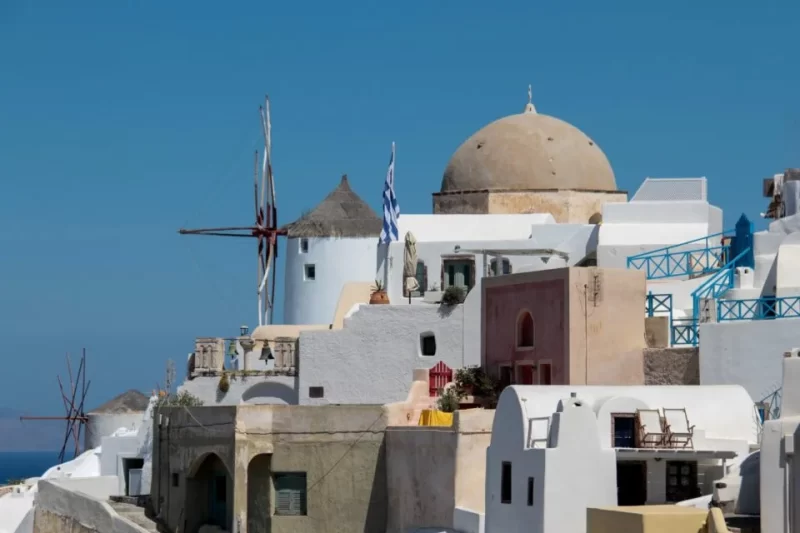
[{"x1": 441, "y1": 110, "x2": 616, "y2": 193}]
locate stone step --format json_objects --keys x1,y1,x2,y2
[{"x1": 109, "y1": 501, "x2": 159, "y2": 533}]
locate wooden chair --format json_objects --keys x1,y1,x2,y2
[
  {"x1": 636, "y1": 409, "x2": 665, "y2": 447},
  {"x1": 663, "y1": 408, "x2": 695, "y2": 448}
]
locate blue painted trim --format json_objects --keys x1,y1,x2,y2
[
  {"x1": 627, "y1": 231, "x2": 733, "y2": 280},
  {"x1": 718, "y1": 296, "x2": 800, "y2": 321}
]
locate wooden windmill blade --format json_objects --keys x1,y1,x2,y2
[{"x1": 178, "y1": 94, "x2": 287, "y2": 327}]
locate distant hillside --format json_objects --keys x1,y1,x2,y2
[{"x1": 0, "y1": 408, "x2": 69, "y2": 452}]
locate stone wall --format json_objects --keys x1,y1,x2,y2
[
  {"x1": 34, "y1": 479, "x2": 149, "y2": 533},
  {"x1": 643, "y1": 347, "x2": 699, "y2": 385}
]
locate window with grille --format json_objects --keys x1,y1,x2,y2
[{"x1": 274, "y1": 473, "x2": 307, "y2": 516}]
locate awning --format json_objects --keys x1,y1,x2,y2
[{"x1": 615, "y1": 448, "x2": 737, "y2": 460}]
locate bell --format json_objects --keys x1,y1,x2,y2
[{"x1": 260, "y1": 345, "x2": 274, "y2": 361}]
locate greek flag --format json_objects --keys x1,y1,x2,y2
[{"x1": 380, "y1": 142, "x2": 400, "y2": 244}]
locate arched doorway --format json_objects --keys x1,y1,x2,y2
[
  {"x1": 241, "y1": 381, "x2": 297, "y2": 405},
  {"x1": 247, "y1": 454, "x2": 272, "y2": 533},
  {"x1": 186, "y1": 453, "x2": 232, "y2": 533}
]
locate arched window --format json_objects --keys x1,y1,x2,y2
[
  {"x1": 490, "y1": 257, "x2": 512, "y2": 276},
  {"x1": 517, "y1": 311, "x2": 534, "y2": 348}
]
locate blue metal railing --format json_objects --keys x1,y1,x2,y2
[
  {"x1": 645, "y1": 293, "x2": 673, "y2": 316},
  {"x1": 644, "y1": 293, "x2": 699, "y2": 346},
  {"x1": 649, "y1": 247, "x2": 751, "y2": 346},
  {"x1": 627, "y1": 231, "x2": 731, "y2": 280},
  {"x1": 718, "y1": 296, "x2": 800, "y2": 321},
  {"x1": 690, "y1": 248, "x2": 751, "y2": 315},
  {"x1": 671, "y1": 318, "x2": 699, "y2": 346}
]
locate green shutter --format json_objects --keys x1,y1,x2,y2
[{"x1": 274, "y1": 473, "x2": 307, "y2": 516}]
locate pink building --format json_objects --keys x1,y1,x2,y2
[{"x1": 481, "y1": 267, "x2": 647, "y2": 388}]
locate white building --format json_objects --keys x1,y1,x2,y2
[
  {"x1": 280, "y1": 92, "x2": 726, "y2": 331},
  {"x1": 486, "y1": 391, "x2": 617, "y2": 533},
  {"x1": 484, "y1": 384, "x2": 757, "y2": 533},
  {"x1": 298, "y1": 303, "x2": 468, "y2": 405},
  {"x1": 698, "y1": 169, "x2": 800, "y2": 403},
  {"x1": 0, "y1": 394, "x2": 156, "y2": 533}
]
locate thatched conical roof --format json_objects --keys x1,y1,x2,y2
[
  {"x1": 283, "y1": 175, "x2": 381, "y2": 238},
  {"x1": 89, "y1": 389, "x2": 150, "y2": 414}
]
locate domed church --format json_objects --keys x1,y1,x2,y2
[{"x1": 433, "y1": 87, "x2": 627, "y2": 223}]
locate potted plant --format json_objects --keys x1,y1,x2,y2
[
  {"x1": 370, "y1": 280, "x2": 390, "y2": 304},
  {"x1": 440, "y1": 285, "x2": 466, "y2": 306}
]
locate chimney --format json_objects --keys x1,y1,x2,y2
[{"x1": 781, "y1": 348, "x2": 800, "y2": 418}]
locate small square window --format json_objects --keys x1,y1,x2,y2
[
  {"x1": 420, "y1": 332, "x2": 436, "y2": 356},
  {"x1": 300, "y1": 239, "x2": 309, "y2": 253},
  {"x1": 309, "y1": 386, "x2": 324, "y2": 398},
  {"x1": 304, "y1": 264, "x2": 316, "y2": 281},
  {"x1": 274, "y1": 473, "x2": 307, "y2": 516},
  {"x1": 171, "y1": 473, "x2": 179, "y2": 487}
]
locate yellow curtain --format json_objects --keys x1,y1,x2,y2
[{"x1": 418, "y1": 409, "x2": 454, "y2": 427}]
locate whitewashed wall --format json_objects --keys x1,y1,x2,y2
[
  {"x1": 283, "y1": 236, "x2": 380, "y2": 325},
  {"x1": 179, "y1": 375, "x2": 297, "y2": 405},
  {"x1": 491, "y1": 385, "x2": 757, "y2": 449},
  {"x1": 699, "y1": 318, "x2": 800, "y2": 402},
  {"x1": 597, "y1": 201, "x2": 722, "y2": 271},
  {"x1": 298, "y1": 305, "x2": 465, "y2": 405},
  {"x1": 485, "y1": 392, "x2": 617, "y2": 533},
  {"x1": 85, "y1": 413, "x2": 143, "y2": 450}
]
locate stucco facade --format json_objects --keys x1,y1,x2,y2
[
  {"x1": 151, "y1": 404, "x2": 387, "y2": 533},
  {"x1": 385, "y1": 409, "x2": 493, "y2": 533},
  {"x1": 482, "y1": 267, "x2": 647, "y2": 387},
  {"x1": 699, "y1": 318, "x2": 800, "y2": 402},
  {"x1": 298, "y1": 304, "x2": 466, "y2": 405},
  {"x1": 485, "y1": 384, "x2": 756, "y2": 527}
]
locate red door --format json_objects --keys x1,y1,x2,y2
[{"x1": 429, "y1": 362, "x2": 453, "y2": 396}]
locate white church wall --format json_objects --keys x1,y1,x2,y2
[
  {"x1": 699, "y1": 319, "x2": 800, "y2": 402},
  {"x1": 397, "y1": 214, "x2": 556, "y2": 242},
  {"x1": 283, "y1": 236, "x2": 380, "y2": 325},
  {"x1": 179, "y1": 375, "x2": 297, "y2": 405},
  {"x1": 597, "y1": 200, "x2": 718, "y2": 271},
  {"x1": 298, "y1": 305, "x2": 465, "y2": 405}
]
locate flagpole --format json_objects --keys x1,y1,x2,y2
[{"x1": 384, "y1": 142, "x2": 395, "y2": 291}]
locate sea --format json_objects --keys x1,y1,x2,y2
[{"x1": 0, "y1": 451, "x2": 73, "y2": 484}]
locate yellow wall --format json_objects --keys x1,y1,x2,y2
[{"x1": 587, "y1": 506, "x2": 709, "y2": 533}]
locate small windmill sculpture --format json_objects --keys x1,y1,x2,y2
[{"x1": 179, "y1": 96, "x2": 284, "y2": 326}]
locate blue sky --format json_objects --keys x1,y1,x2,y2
[{"x1": 0, "y1": 0, "x2": 798, "y2": 414}]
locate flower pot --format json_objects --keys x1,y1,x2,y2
[{"x1": 370, "y1": 290, "x2": 390, "y2": 304}]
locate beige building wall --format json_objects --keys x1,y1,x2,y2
[
  {"x1": 385, "y1": 409, "x2": 494, "y2": 533},
  {"x1": 566, "y1": 267, "x2": 647, "y2": 385},
  {"x1": 587, "y1": 506, "x2": 710, "y2": 533},
  {"x1": 433, "y1": 189, "x2": 627, "y2": 223},
  {"x1": 152, "y1": 404, "x2": 387, "y2": 533}
]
